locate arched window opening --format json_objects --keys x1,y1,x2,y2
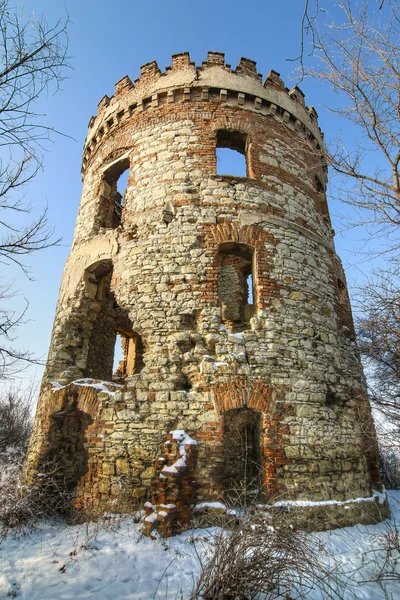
[
  {"x1": 113, "y1": 331, "x2": 144, "y2": 379},
  {"x1": 223, "y1": 408, "x2": 263, "y2": 505},
  {"x1": 102, "y1": 157, "x2": 130, "y2": 229},
  {"x1": 216, "y1": 130, "x2": 247, "y2": 177},
  {"x1": 218, "y1": 243, "x2": 255, "y2": 331}
]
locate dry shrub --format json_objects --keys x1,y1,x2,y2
[
  {"x1": 0, "y1": 450, "x2": 76, "y2": 538},
  {"x1": 0, "y1": 446, "x2": 145, "y2": 540},
  {"x1": 189, "y1": 507, "x2": 346, "y2": 600},
  {"x1": 0, "y1": 384, "x2": 34, "y2": 454},
  {"x1": 355, "y1": 494, "x2": 400, "y2": 589},
  {"x1": 370, "y1": 519, "x2": 400, "y2": 584}
]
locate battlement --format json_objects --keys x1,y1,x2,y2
[{"x1": 82, "y1": 51, "x2": 323, "y2": 175}]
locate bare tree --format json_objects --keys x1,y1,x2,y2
[
  {"x1": 357, "y1": 269, "x2": 400, "y2": 420},
  {"x1": 0, "y1": 1, "x2": 69, "y2": 377},
  {"x1": 295, "y1": 1, "x2": 387, "y2": 77},
  {"x1": 295, "y1": 1, "x2": 399, "y2": 410},
  {"x1": 298, "y1": 0, "x2": 399, "y2": 247},
  {"x1": 356, "y1": 266, "x2": 400, "y2": 483},
  {"x1": 293, "y1": 1, "x2": 400, "y2": 486}
]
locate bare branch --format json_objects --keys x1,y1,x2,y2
[
  {"x1": 0, "y1": 1, "x2": 69, "y2": 377},
  {"x1": 355, "y1": 265, "x2": 400, "y2": 432},
  {"x1": 299, "y1": 0, "x2": 400, "y2": 255}
]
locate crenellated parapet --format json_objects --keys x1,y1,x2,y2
[{"x1": 82, "y1": 51, "x2": 323, "y2": 175}]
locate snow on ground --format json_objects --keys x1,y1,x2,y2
[{"x1": 0, "y1": 492, "x2": 399, "y2": 600}]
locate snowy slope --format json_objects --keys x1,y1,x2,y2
[{"x1": 1, "y1": 492, "x2": 399, "y2": 600}]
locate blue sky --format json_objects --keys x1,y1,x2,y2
[{"x1": 3, "y1": 0, "x2": 386, "y2": 385}]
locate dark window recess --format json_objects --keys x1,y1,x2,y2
[
  {"x1": 326, "y1": 388, "x2": 343, "y2": 406},
  {"x1": 162, "y1": 201, "x2": 174, "y2": 224},
  {"x1": 216, "y1": 130, "x2": 247, "y2": 177},
  {"x1": 179, "y1": 312, "x2": 197, "y2": 331},
  {"x1": 181, "y1": 373, "x2": 193, "y2": 392},
  {"x1": 218, "y1": 242, "x2": 255, "y2": 331},
  {"x1": 315, "y1": 176, "x2": 324, "y2": 192}
]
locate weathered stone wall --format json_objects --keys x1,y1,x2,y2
[{"x1": 25, "y1": 52, "x2": 387, "y2": 533}]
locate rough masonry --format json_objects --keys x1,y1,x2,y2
[{"x1": 25, "y1": 52, "x2": 388, "y2": 535}]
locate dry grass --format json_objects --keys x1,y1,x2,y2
[{"x1": 189, "y1": 506, "x2": 347, "y2": 600}]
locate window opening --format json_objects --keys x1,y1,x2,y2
[
  {"x1": 102, "y1": 157, "x2": 130, "y2": 229},
  {"x1": 86, "y1": 261, "x2": 113, "y2": 303},
  {"x1": 216, "y1": 130, "x2": 247, "y2": 177},
  {"x1": 181, "y1": 373, "x2": 193, "y2": 392},
  {"x1": 113, "y1": 331, "x2": 144, "y2": 379},
  {"x1": 114, "y1": 169, "x2": 129, "y2": 223},
  {"x1": 247, "y1": 274, "x2": 253, "y2": 304},
  {"x1": 179, "y1": 312, "x2": 197, "y2": 331},
  {"x1": 217, "y1": 148, "x2": 246, "y2": 177},
  {"x1": 113, "y1": 332, "x2": 125, "y2": 373},
  {"x1": 218, "y1": 242, "x2": 255, "y2": 331}
]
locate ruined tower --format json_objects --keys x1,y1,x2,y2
[{"x1": 26, "y1": 52, "x2": 387, "y2": 534}]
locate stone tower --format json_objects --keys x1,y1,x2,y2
[{"x1": 26, "y1": 52, "x2": 387, "y2": 534}]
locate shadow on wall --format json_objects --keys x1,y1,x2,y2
[
  {"x1": 47, "y1": 391, "x2": 93, "y2": 490},
  {"x1": 84, "y1": 260, "x2": 145, "y2": 382}
]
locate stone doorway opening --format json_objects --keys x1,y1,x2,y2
[{"x1": 223, "y1": 408, "x2": 263, "y2": 505}]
